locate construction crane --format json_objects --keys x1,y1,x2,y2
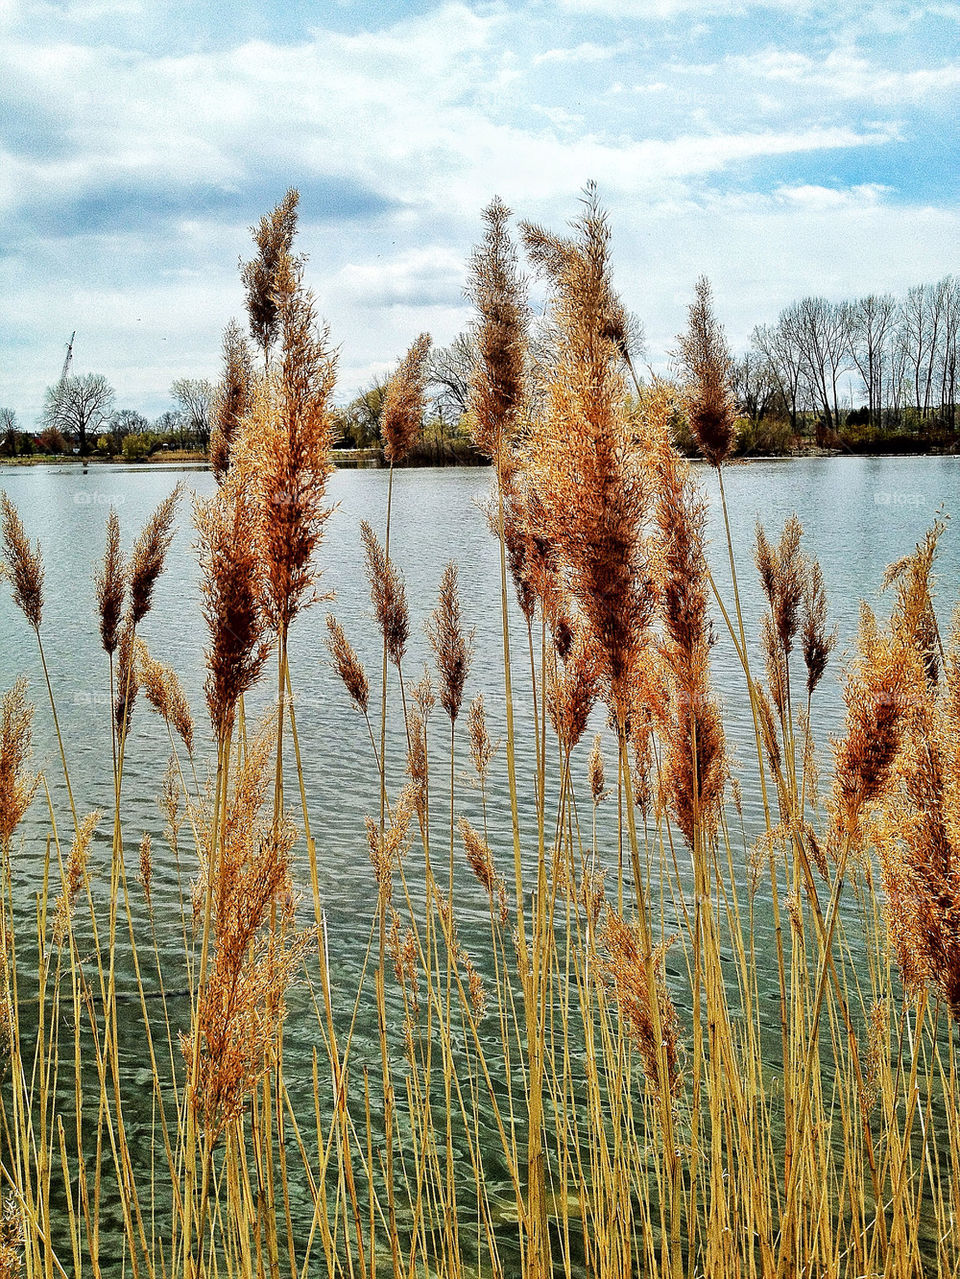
[{"x1": 59, "y1": 332, "x2": 76, "y2": 386}]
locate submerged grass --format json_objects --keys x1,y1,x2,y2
[{"x1": 0, "y1": 188, "x2": 959, "y2": 1278}]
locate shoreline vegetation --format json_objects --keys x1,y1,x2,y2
[
  {"x1": 1, "y1": 185, "x2": 960, "y2": 1278},
  {"x1": 4, "y1": 431, "x2": 960, "y2": 470}
]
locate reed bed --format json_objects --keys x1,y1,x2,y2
[{"x1": 0, "y1": 186, "x2": 959, "y2": 1279}]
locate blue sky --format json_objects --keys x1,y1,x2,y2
[{"x1": 1, "y1": 0, "x2": 958, "y2": 423}]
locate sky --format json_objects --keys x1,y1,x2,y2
[{"x1": 1, "y1": 0, "x2": 958, "y2": 425}]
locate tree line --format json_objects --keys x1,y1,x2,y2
[
  {"x1": 5, "y1": 268, "x2": 958, "y2": 462},
  {"x1": 742, "y1": 275, "x2": 959, "y2": 444},
  {"x1": 0, "y1": 375, "x2": 215, "y2": 459}
]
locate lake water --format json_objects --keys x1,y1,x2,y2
[{"x1": 1, "y1": 454, "x2": 958, "y2": 1264}]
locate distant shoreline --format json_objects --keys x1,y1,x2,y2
[{"x1": 2, "y1": 442, "x2": 959, "y2": 472}]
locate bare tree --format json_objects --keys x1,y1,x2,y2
[
  {"x1": 429, "y1": 332, "x2": 475, "y2": 420},
  {"x1": 170, "y1": 378, "x2": 213, "y2": 448},
  {"x1": 43, "y1": 373, "x2": 115, "y2": 456},
  {"x1": 752, "y1": 319, "x2": 804, "y2": 431},
  {"x1": 842, "y1": 294, "x2": 897, "y2": 430},
  {"x1": 730, "y1": 352, "x2": 782, "y2": 422}
]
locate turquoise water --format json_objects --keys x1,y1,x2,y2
[{"x1": 0, "y1": 454, "x2": 958, "y2": 1266}]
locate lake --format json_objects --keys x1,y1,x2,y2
[{"x1": 0, "y1": 453, "x2": 958, "y2": 1266}]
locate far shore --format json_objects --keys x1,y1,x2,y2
[{"x1": 2, "y1": 441, "x2": 960, "y2": 472}]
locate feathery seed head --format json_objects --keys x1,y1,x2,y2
[
  {"x1": 0, "y1": 680, "x2": 38, "y2": 846},
  {"x1": 138, "y1": 832, "x2": 152, "y2": 905},
  {"x1": 325, "y1": 615, "x2": 369, "y2": 714},
  {"x1": 468, "y1": 197, "x2": 529, "y2": 461},
  {"x1": 53, "y1": 810, "x2": 99, "y2": 945},
  {"x1": 95, "y1": 510, "x2": 125, "y2": 656},
  {"x1": 588, "y1": 733, "x2": 606, "y2": 804},
  {"x1": 236, "y1": 283, "x2": 336, "y2": 635},
  {"x1": 138, "y1": 642, "x2": 195, "y2": 755},
  {"x1": 382, "y1": 332, "x2": 432, "y2": 464},
  {"x1": 459, "y1": 817, "x2": 508, "y2": 925},
  {"x1": 210, "y1": 319, "x2": 254, "y2": 484},
  {"x1": 428, "y1": 562, "x2": 471, "y2": 724},
  {"x1": 0, "y1": 495, "x2": 43, "y2": 630},
  {"x1": 675, "y1": 276, "x2": 735, "y2": 467},
  {"x1": 600, "y1": 910, "x2": 683, "y2": 1101},
  {"x1": 802, "y1": 559, "x2": 836, "y2": 696},
  {"x1": 468, "y1": 693, "x2": 494, "y2": 786},
  {"x1": 361, "y1": 521, "x2": 409, "y2": 669},
  {"x1": 130, "y1": 485, "x2": 182, "y2": 626},
  {"x1": 195, "y1": 475, "x2": 272, "y2": 743},
  {"x1": 240, "y1": 188, "x2": 302, "y2": 365}
]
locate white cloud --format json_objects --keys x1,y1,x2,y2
[
  {"x1": 534, "y1": 39, "x2": 633, "y2": 64},
  {"x1": 0, "y1": 0, "x2": 955, "y2": 422},
  {"x1": 771, "y1": 181, "x2": 890, "y2": 208},
  {"x1": 738, "y1": 46, "x2": 960, "y2": 101}
]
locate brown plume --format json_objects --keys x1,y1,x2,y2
[
  {"x1": 675, "y1": 276, "x2": 736, "y2": 467},
  {"x1": 95, "y1": 509, "x2": 125, "y2": 656},
  {"x1": 382, "y1": 333, "x2": 432, "y2": 464},
  {"x1": 0, "y1": 494, "x2": 43, "y2": 630}
]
